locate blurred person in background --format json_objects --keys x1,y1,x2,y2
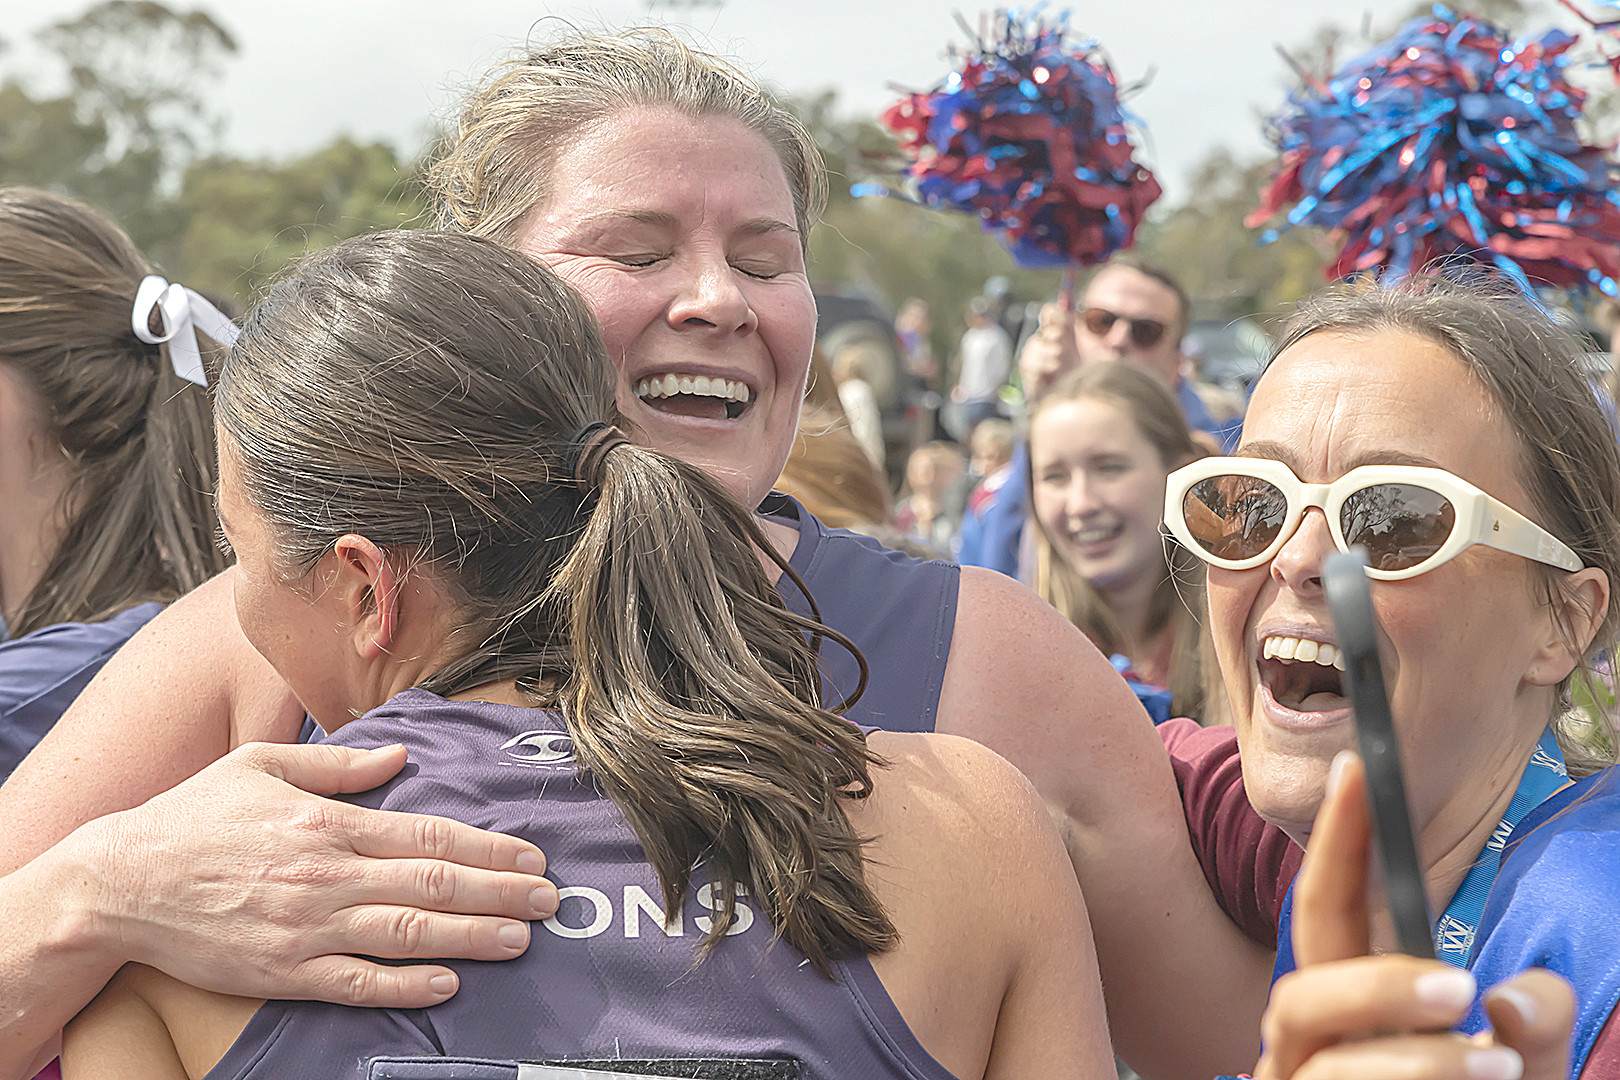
[
  {"x1": 830, "y1": 342, "x2": 886, "y2": 470},
  {"x1": 895, "y1": 297, "x2": 938, "y2": 387},
  {"x1": 949, "y1": 295, "x2": 1011, "y2": 439},
  {"x1": 894, "y1": 442, "x2": 966, "y2": 554},
  {"x1": 1029, "y1": 364, "x2": 1211, "y2": 723},
  {"x1": 775, "y1": 402, "x2": 893, "y2": 531},
  {"x1": 1074, "y1": 258, "x2": 1242, "y2": 454},
  {"x1": 955, "y1": 418, "x2": 1016, "y2": 564}
]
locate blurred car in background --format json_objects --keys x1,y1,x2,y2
[{"x1": 1183, "y1": 316, "x2": 1271, "y2": 394}]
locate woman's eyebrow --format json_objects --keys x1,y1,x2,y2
[
  {"x1": 734, "y1": 218, "x2": 799, "y2": 239},
  {"x1": 570, "y1": 209, "x2": 678, "y2": 232}
]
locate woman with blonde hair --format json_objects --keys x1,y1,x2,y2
[
  {"x1": 1029, "y1": 363, "x2": 1211, "y2": 720},
  {"x1": 62, "y1": 229, "x2": 1111, "y2": 1080}
]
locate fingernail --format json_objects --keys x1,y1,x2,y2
[
  {"x1": 1491, "y1": 984, "x2": 1539, "y2": 1026},
  {"x1": 497, "y1": 922, "x2": 529, "y2": 949},
  {"x1": 529, "y1": 883, "x2": 558, "y2": 916},
  {"x1": 1465, "y1": 1047, "x2": 1523, "y2": 1080},
  {"x1": 429, "y1": 973, "x2": 457, "y2": 996},
  {"x1": 1326, "y1": 750, "x2": 1357, "y2": 798},
  {"x1": 367, "y1": 744, "x2": 402, "y2": 755},
  {"x1": 1415, "y1": 968, "x2": 1477, "y2": 1011},
  {"x1": 515, "y1": 849, "x2": 546, "y2": 876}
]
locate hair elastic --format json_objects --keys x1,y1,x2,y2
[
  {"x1": 131, "y1": 275, "x2": 240, "y2": 387},
  {"x1": 565, "y1": 421, "x2": 631, "y2": 489}
]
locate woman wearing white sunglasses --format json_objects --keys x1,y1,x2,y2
[{"x1": 1163, "y1": 274, "x2": 1620, "y2": 1079}]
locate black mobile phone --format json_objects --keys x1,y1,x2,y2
[{"x1": 1322, "y1": 549, "x2": 1435, "y2": 959}]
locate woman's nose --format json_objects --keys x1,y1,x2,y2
[
  {"x1": 667, "y1": 255, "x2": 757, "y2": 334},
  {"x1": 1271, "y1": 507, "x2": 1332, "y2": 596}
]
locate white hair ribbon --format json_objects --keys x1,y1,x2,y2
[{"x1": 131, "y1": 274, "x2": 239, "y2": 387}]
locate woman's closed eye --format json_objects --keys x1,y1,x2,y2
[{"x1": 731, "y1": 260, "x2": 785, "y2": 280}]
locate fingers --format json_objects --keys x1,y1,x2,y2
[
  {"x1": 331, "y1": 903, "x2": 534, "y2": 962},
  {"x1": 1294, "y1": 751, "x2": 1373, "y2": 967},
  {"x1": 1486, "y1": 969, "x2": 1575, "y2": 1080},
  {"x1": 1285, "y1": 1035, "x2": 1523, "y2": 1080},
  {"x1": 1263, "y1": 959, "x2": 1478, "y2": 1078},
  {"x1": 337, "y1": 851, "x2": 560, "y2": 922},
  {"x1": 232, "y1": 740, "x2": 410, "y2": 796},
  {"x1": 288, "y1": 954, "x2": 463, "y2": 1009},
  {"x1": 327, "y1": 801, "x2": 548, "y2": 879}
]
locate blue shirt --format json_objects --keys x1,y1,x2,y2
[{"x1": 0, "y1": 602, "x2": 163, "y2": 782}]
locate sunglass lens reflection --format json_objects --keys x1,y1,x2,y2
[
  {"x1": 1183, "y1": 476, "x2": 1288, "y2": 561},
  {"x1": 1339, "y1": 483, "x2": 1455, "y2": 572}
]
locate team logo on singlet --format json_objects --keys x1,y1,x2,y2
[{"x1": 500, "y1": 729, "x2": 577, "y2": 768}]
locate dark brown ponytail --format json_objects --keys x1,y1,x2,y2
[{"x1": 220, "y1": 230, "x2": 895, "y2": 973}]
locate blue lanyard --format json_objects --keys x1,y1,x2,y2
[
  {"x1": 1430, "y1": 726, "x2": 1568, "y2": 966},
  {"x1": 1273, "y1": 728, "x2": 1569, "y2": 981}
]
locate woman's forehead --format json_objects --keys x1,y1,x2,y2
[{"x1": 1245, "y1": 328, "x2": 1518, "y2": 489}]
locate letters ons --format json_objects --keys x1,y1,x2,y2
[{"x1": 542, "y1": 882, "x2": 756, "y2": 940}]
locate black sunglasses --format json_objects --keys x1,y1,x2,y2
[{"x1": 1080, "y1": 307, "x2": 1170, "y2": 349}]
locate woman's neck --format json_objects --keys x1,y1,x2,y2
[{"x1": 1365, "y1": 725, "x2": 1553, "y2": 955}]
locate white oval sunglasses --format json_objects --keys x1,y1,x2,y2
[{"x1": 1163, "y1": 457, "x2": 1583, "y2": 581}]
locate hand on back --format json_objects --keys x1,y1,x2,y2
[{"x1": 85, "y1": 741, "x2": 558, "y2": 1007}]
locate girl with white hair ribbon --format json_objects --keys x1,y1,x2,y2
[{"x1": 0, "y1": 187, "x2": 229, "y2": 783}]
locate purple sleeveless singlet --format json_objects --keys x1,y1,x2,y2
[
  {"x1": 206, "y1": 691, "x2": 960, "y2": 1080},
  {"x1": 763, "y1": 495, "x2": 958, "y2": 735}
]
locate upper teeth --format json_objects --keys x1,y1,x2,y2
[
  {"x1": 635, "y1": 374, "x2": 751, "y2": 403},
  {"x1": 1073, "y1": 525, "x2": 1118, "y2": 544},
  {"x1": 1263, "y1": 635, "x2": 1345, "y2": 670}
]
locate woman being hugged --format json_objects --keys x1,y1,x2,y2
[
  {"x1": 1029, "y1": 363, "x2": 1213, "y2": 722},
  {"x1": 61, "y1": 230, "x2": 1111, "y2": 1080},
  {"x1": 0, "y1": 187, "x2": 227, "y2": 780}
]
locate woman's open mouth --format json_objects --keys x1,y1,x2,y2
[
  {"x1": 1258, "y1": 634, "x2": 1349, "y2": 715},
  {"x1": 634, "y1": 372, "x2": 751, "y2": 421}
]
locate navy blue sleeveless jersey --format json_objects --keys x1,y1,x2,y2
[
  {"x1": 763, "y1": 495, "x2": 958, "y2": 734},
  {"x1": 296, "y1": 500, "x2": 957, "y2": 750},
  {"x1": 207, "y1": 691, "x2": 959, "y2": 1080},
  {"x1": 0, "y1": 601, "x2": 161, "y2": 783}
]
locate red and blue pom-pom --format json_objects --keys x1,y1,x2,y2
[
  {"x1": 871, "y1": 10, "x2": 1161, "y2": 269},
  {"x1": 1249, "y1": 3, "x2": 1620, "y2": 296}
]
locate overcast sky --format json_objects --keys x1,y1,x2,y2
[{"x1": 0, "y1": 0, "x2": 1585, "y2": 205}]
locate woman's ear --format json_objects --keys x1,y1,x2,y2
[
  {"x1": 327, "y1": 534, "x2": 400, "y2": 661},
  {"x1": 1526, "y1": 567, "x2": 1609, "y2": 687}
]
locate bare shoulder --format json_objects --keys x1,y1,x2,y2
[
  {"x1": 858, "y1": 731, "x2": 1062, "y2": 885},
  {"x1": 939, "y1": 567, "x2": 1160, "y2": 822},
  {"x1": 84, "y1": 568, "x2": 299, "y2": 745}
]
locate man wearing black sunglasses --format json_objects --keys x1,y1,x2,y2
[{"x1": 1074, "y1": 260, "x2": 1242, "y2": 455}]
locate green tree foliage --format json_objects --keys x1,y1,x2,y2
[
  {"x1": 1133, "y1": 148, "x2": 1329, "y2": 326},
  {"x1": 0, "y1": 1, "x2": 424, "y2": 308},
  {"x1": 174, "y1": 139, "x2": 426, "y2": 300}
]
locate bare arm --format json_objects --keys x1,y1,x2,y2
[
  {"x1": 0, "y1": 741, "x2": 556, "y2": 1079},
  {"x1": 0, "y1": 570, "x2": 302, "y2": 874},
  {"x1": 938, "y1": 567, "x2": 1273, "y2": 1079}
]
